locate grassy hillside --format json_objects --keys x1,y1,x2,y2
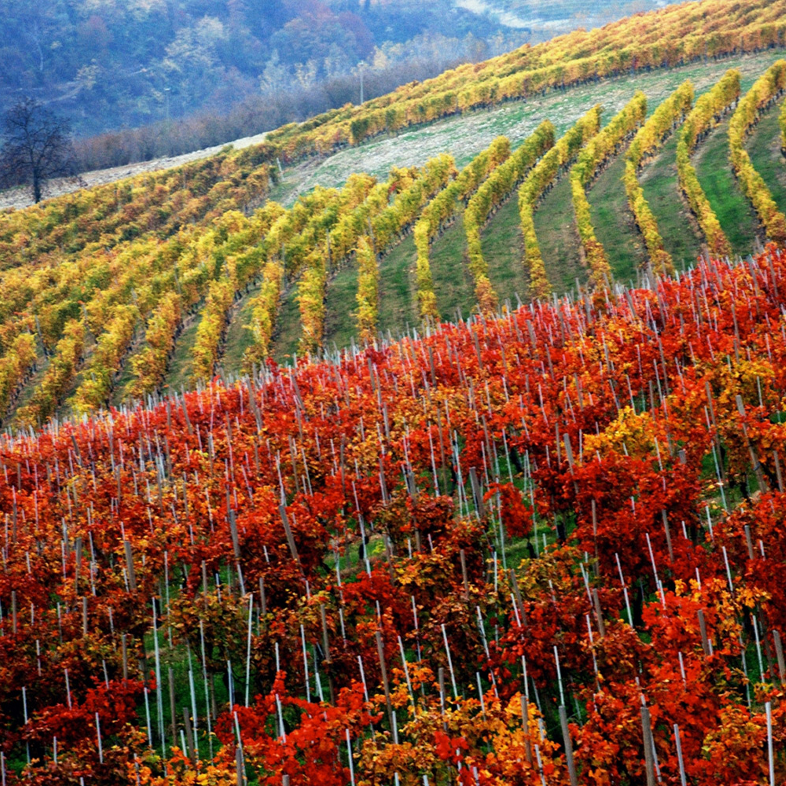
[
  {"x1": 235, "y1": 48, "x2": 784, "y2": 369},
  {"x1": 639, "y1": 134, "x2": 703, "y2": 272},
  {"x1": 695, "y1": 117, "x2": 761, "y2": 256},
  {"x1": 0, "y1": 0, "x2": 786, "y2": 427}
]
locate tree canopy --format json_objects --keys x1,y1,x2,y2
[{"x1": 0, "y1": 97, "x2": 77, "y2": 203}]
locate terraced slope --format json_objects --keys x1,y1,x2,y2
[
  {"x1": 144, "y1": 53, "x2": 786, "y2": 385},
  {"x1": 2, "y1": 4, "x2": 786, "y2": 424}
]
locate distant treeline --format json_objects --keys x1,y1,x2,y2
[{"x1": 72, "y1": 52, "x2": 471, "y2": 172}]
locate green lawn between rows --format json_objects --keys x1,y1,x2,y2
[{"x1": 181, "y1": 53, "x2": 786, "y2": 379}]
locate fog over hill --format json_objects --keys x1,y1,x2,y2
[{"x1": 1, "y1": 0, "x2": 668, "y2": 163}]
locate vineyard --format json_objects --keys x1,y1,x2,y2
[
  {"x1": 0, "y1": 50, "x2": 786, "y2": 423},
  {"x1": 1, "y1": 0, "x2": 786, "y2": 782},
  {"x1": 2, "y1": 243, "x2": 786, "y2": 783}
]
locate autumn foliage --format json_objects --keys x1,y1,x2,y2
[
  {"x1": 729, "y1": 60, "x2": 786, "y2": 246},
  {"x1": 3, "y1": 9, "x2": 786, "y2": 778},
  {"x1": 0, "y1": 244, "x2": 785, "y2": 782}
]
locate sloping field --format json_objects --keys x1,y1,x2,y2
[
  {"x1": 291, "y1": 50, "x2": 784, "y2": 199},
  {"x1": 231, "y1": 48, "x2": 782, "y2": 370},
  {"x1": 0, "y1": 2, "x2": 785, "y2": 430},
  {"x1": 3, "y1": 3, "x2": 786, "y2": 783}
]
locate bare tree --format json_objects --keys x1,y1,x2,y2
[{"x1": 0, "y1": 97, "x2": 78, "y2": 203}]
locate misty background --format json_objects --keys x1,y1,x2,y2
[{"x1": 1, "y1": 0, "x2": 668, "y2": 171}]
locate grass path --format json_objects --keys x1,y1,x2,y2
[
  {"x1": 163, "y1": 316, "x2": 200, "y2": 392},
  {"x1": 323, "y1": 261, "x2": 361, "y2": 352},
  {"x1": 110, "y1": 326, "x2": 147, "y2": 407},
  {"x1": 7, "y1": 356, "x2": 51, "y2": 428},
  {"x1": 695, "y1": 117, "x2": 760, "y2": 257},
  {"x1": 430, "y1": 213, "x2": 476, "y2": 322},
  {"x1": 377, "y1": 235, "x2": 419, "y2": 339},
  {"x1": 220, "y1": 281, "x2": 262, "y2": 378},
  {"x1": 639, "y1": 134, "x2": 704, "y2": 271},
  {"x1": 535, "y1": 176, "x2": 586, "y2": 295},
  {"x1": 746, "y1": 100, "x2": 786, "y2": 215},
  {"x1": 589, "y1": 148, "x2": 648, "y2": 285},
  {"x1": 480, "y1": 196, "x2": 530, "y2": 308},
  {"x1": 272, "y1": 285, "x2": 302, "y2": 364}
]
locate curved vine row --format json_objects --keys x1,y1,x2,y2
[
  {"x1": 518, "y1": 106, "x2": 602, "y2": 300},
  {"x1": 676, "y1": 69, "x2": 741, "y2": 258},
  {"x1": 414, "y1": 137, "x2": 511, "y2": 323},
  {"x1": 464, "y1": 121, "x2": 555, "y2": 313},
  {"x1": 354, "y1": 237, "x2": 378, "y2": 345},
  {"x1": 729, "y1": 60, "x2": 786, "y2": 246},
  {"x1": 571, "y1": 91, "x2": 647, "y2": 286},
  {"x1": 624, "y1": 81, "x2": 694, "y2": 277},
  {"x1": 781, "y1": 92, "x2": 786, "y2": 155}
]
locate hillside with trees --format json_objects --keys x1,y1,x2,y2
[
  {"x1": 0, "y1": 0, "x2": 511, "y2": 138},
  {"x1": 0, "y1": 0, "x2": 666, "y2": 168}
]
